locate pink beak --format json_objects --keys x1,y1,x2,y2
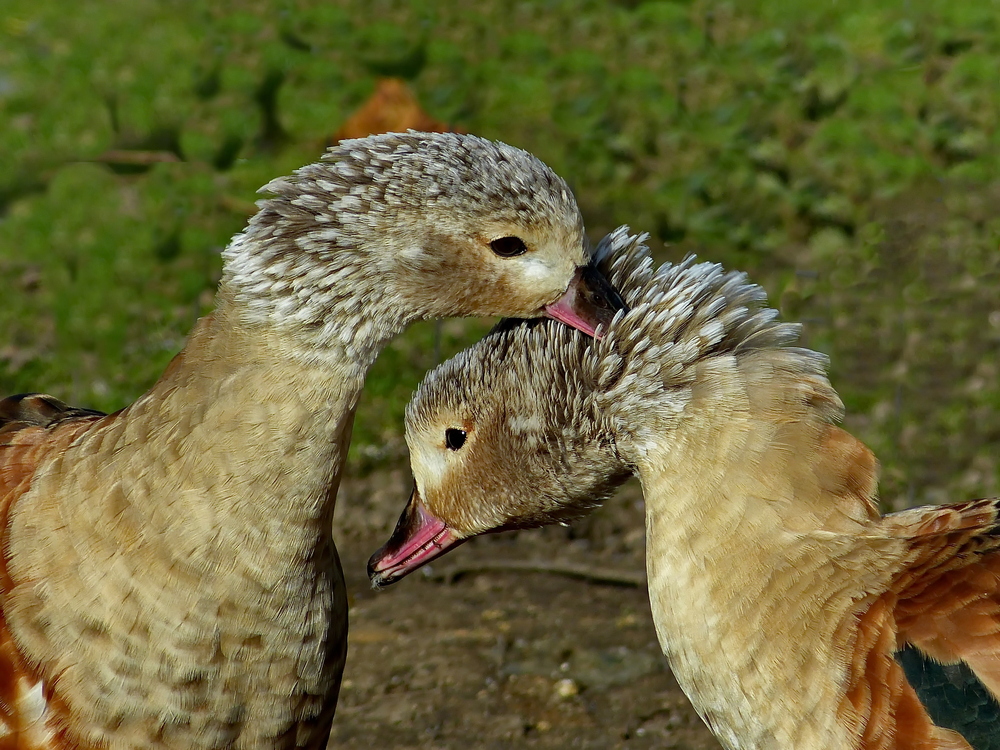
[
  {"x1": 543, "y1": 263, "x2": 627, "y2": 339},
  {"x1": 368, "y1": 488, "x2": 465, "y2": 588}
]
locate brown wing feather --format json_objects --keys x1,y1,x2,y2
[
  {"x1": 835, "y1": 500, "x2": 1000, "y2": 749},
  {"x1": 840, "y1": 594, "x2": 972, "y2": 749},
  {"x1": 0, "y1": 394, "x2": 106, "y2": 749},
  {"x1": 0, "y1": 394, "x2": 104, "y2": 435},
  {"x1": 887, "y1": 498, "x2": 1000, "y2": 701}
]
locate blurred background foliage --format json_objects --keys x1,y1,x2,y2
[{"x1": 2, "y1": 0, "x2": 1000, "y2": 510}]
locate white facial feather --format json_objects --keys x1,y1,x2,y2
[{"x1": 517, "y1": 256, "x2": 557, "y2": 283}]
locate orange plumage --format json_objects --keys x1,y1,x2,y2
[
  {"x1": 331, "y1": 78, "x2": 459, "y2": 143},
  {"x1": 0, "y1": 396, "x2": 105, "y2": 748}
]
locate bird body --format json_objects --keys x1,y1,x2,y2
[
  {"x1": 0, "y1": 132, "x2": 623, "y2": 748},
  {"x1": 371, "y1": 228, "x2": 1000, "y2": 749},
  {"x1": 3, "y1": 314, "x2": 351, "y2": 749}
]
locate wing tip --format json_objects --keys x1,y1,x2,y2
[{"x1": 0, "y1": 394, "x2": 105, "y2": 435}]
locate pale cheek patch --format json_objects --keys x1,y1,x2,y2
[
  {"x1": 413, "y1": 443, "x2": 450, "y2": 501},
  {"x1": 516, "y1": 256, "x2": 560, "y2": 286}
]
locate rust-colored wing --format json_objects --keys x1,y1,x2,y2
[
  {"x1": 0, "y1": 394, "x2": 104, "y2": 435},
  {"x1": 886, "y1": 498, "x2": 1000, "y2": 749},
  {"x1": 896, "y1": 645, "x2": 1000, "y2": 750},
  {"x1": 0, "y1": 393, "x2": 106, "y2": 750}
]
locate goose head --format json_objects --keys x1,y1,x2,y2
[
  {"x1": 221, "y1": 132, "x2": 626, "y2": 355},
  {"x1": 368, "y1": 228, "x2": 652, "y2": 587},
  {"x1": 367, "y1": 317, "x2": 630, "y2": 588}
]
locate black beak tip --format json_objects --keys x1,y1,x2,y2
[
  {"x1": 367, "y1": 549, "x2": 401, "y2": 590},
  {"x1": 367, "y1": 490, "x2": 421, "y2": 589},
  {"x1": 582, "y1": 262, "x2": 629, "y2": 316}
]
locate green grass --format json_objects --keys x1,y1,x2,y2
[{"x1": 3, "y1": 0, "x2": 1000, "y2": 507}]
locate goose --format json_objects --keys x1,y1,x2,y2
[
  {"x1": 0, "y1": 131, "x2": 625, "y2": 749},
  {"x1": 369, "y1": 227, "x2": 1000, "y2": 750}
]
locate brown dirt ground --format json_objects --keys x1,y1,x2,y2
[{"x1": 330, "y1": 472, "x2": 721, "y2": 750}]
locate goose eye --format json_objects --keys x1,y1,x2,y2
[
  {"x1": 445, "y1": 428, "x2": 467, "y2": 451},
  {"x1": 490, "y1": 236, "x2": 528, "y2": 257}
]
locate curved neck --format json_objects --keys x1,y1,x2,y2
[
  {"x1": 89, "y1": 269, "x2": 416, "y2": 575},
  {"x1": 128, "y1": 306, "x2": 365, "y2": 537},
  {"x1": 618, "y1": 352, "x2": 890, "y2": 749},
  {"x1": 219, "y1": 227, "x2": 414, "y2": 372}
]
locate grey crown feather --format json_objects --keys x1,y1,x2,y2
[
  {"x1": 246, "y1": 131, "x2": 581, "y2": 251},
  {"x1": 585, "y1": 229, "x2": 819, "y2": 423},
  {"x1": 220, "y1": 131, "x2": 585, "y2": 347}
]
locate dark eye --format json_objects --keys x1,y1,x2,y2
[
  {"x1": 445, "y1": 428, "x2": 467, "y2": 451},
  {"x1": 490, "y1": 236, "x2": 528, "y2": 257}
]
